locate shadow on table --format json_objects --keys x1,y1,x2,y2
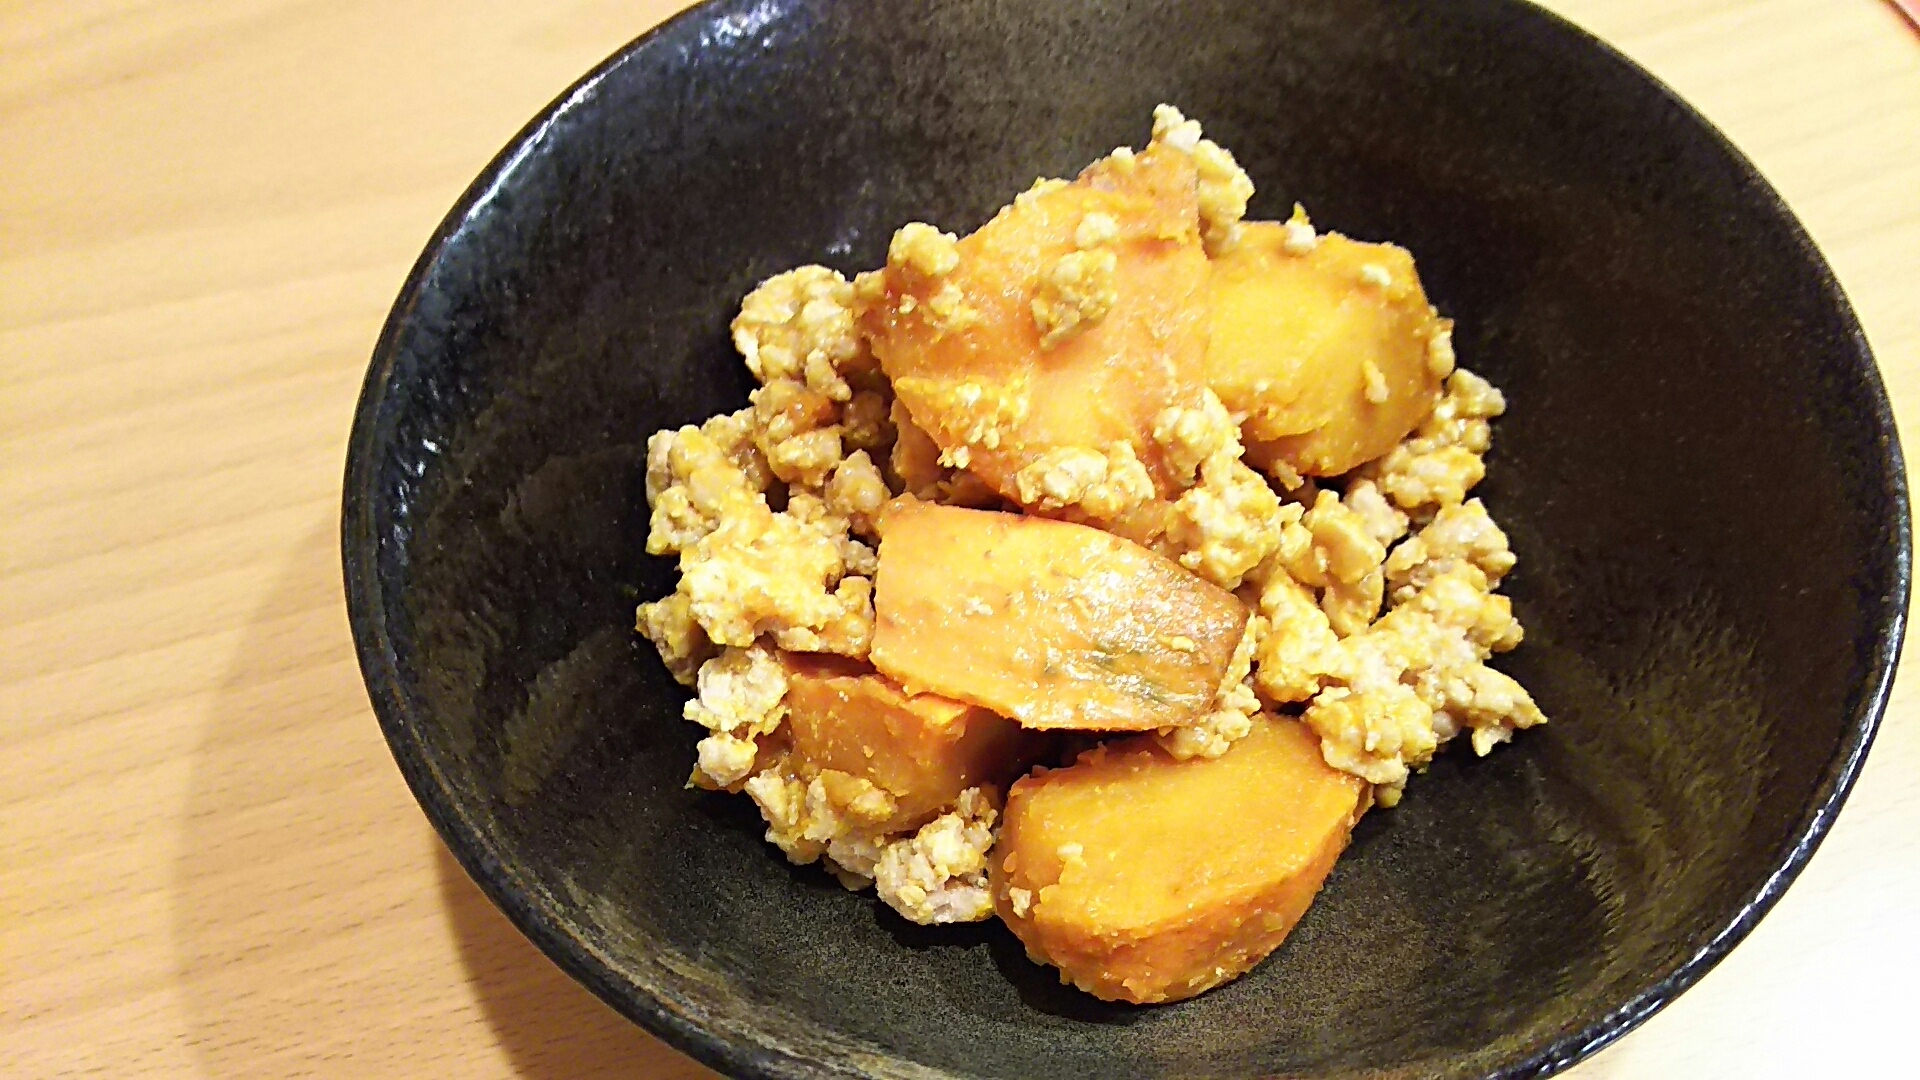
[
  {"x1": 172, "y1": 522, "x2": 710, "y2": 1079},
  {"x1": 434, "y1": 840, "x2": 718, "y2": 1080}
]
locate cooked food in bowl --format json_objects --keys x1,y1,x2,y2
[{"x1": 636, "y1": 106, "x2": 1543, "y2": 1004}]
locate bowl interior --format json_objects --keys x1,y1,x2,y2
[{"x1": 344, "y1": 1, "x2": 1906, "y2": 1077}]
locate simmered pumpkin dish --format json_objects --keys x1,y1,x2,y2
[{"x1": 637, "y1": 106, "x2": 1544, "y2": 1003}]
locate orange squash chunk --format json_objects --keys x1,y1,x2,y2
[
  {"x1": 778, "y1": 652, "x2": 1045, "y2": 833},
  {"x1": 1207, "y1": 220, "x2": 1446, "y2": 477},
  {"x1": 991, "y1": 716, "x2": 1368, "y2": 1003},
  {"x1": 862, "y1": 144, "x2": 1212, "y2": 499},
  {"x1": 869, "y1": 501, "x2": 1246, "y2": 731},
  {"x1": 887, "y1": 398, "x2": 1003, "y2": 509}
]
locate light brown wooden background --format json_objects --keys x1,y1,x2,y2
[{"x1": 4, "y1": 1, "x2": 1916, "y2": 1076}]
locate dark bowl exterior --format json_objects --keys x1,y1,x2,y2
[{"x1": 342, "y1": 1, "x2": 1909, "y2": 1077}]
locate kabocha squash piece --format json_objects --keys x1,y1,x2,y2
[
  {"x1": 1207, "y1": 218, "x2": 1447, "y2": 477},
  {"x1": 887, "y1": 398, "x2": 1003, "y2": 510},
  {"x1": 889, "y1": 397, "x2": 948, "y2": 498},
  {"x1": 991, "y1": 716, "x2": 1368, "y2": 1003},
  {"x1": 861, "y1": 142, "x2": 1213, "y2": 503},
  {"x1": 778, "y1": 652, "x2": 1045, "y2": 833},
  {"x1": 869, "y1": 501, "x2": 1247, "y2": 732}
]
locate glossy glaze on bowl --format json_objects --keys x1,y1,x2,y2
[{"x1": 342, "y1": 1, "x2": 1909, "y2": 1076}]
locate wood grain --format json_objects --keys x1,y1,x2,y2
[{"x1": 3, "y1": 1, "x2": 1914, "y2": 1076}]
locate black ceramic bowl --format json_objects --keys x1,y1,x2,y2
[{"x1": 342, "y1": 1, "x2": 1909, "y2": 1077}]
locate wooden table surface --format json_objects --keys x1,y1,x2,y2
[{"x1": 5, "y1": 1, "x2": 1916, "y2": 1076}]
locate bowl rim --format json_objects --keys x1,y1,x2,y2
[{"x1": 340, "y1": 1, "x2": 1912, "y2": 1076}]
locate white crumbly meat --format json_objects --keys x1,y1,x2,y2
[
  {"x1": 1032, "y1": 243, "x2": 1119, "y2": 348},
  {"x1": 1362, "y1": 367, "x2": 1505, "y2": 514},
  {"x1": 642, "y1": 401, "x2": 877, "y2": 674},
  {"x1": 1150, "y1": 104, "x2": 1255, "y2": 256},
  {"x1": 1287, "y1": 491, "x2": 1385, "y2": 590},
  {"x1": 684, "y1": 644, "x2": 789, "y2": 736},
  {"x1": 874, "y1": 225, "x2": 983, "y2": 343},
  {"x1": 695, "y1": 733, "x2": 761, "y2": 791},
  {"x1": 871, "y1": 788, "x2": 1000, "y2": 925},
  {"x1": 1152, "y1": 389, "x2": 1239, "y2": 488},
  {"x1": 1423, "y1": 368, "x2": 1504, "y2": 454},
  {"x1": 1156, "y1": 615, "x2": 1264, "y2": 760},
  {"x1": 751, "y1": 377, "x2": 845, "y2": 490},
  {"x1": 1261, "y1": 524, "x2": 1537, "y2": 806},
  {"x1": 732, "y1": 265, "x2": 875, "y2": 400},
  {"x1": 1344, "y1": 478, "x2": 1410, "y2": 547},
  {"x1": 733, "y1": 267, "x2": 900, "y2": 499},
  {"x1": 888, "y1": 222, "x2": 962, "y2": 281},
  {"x1": 1299, "y1": 564, "x2": 1541, "y2": 804},
  {"x1": 1166, "y1": 459, "x2": 1290, "y2": 590},
  {"x1": 742, "y1": 767, "x2": 826, "y2": 863},
  {"x1": 682, "y1": 644, "x2": 789, "y2": 789},
  {"x1": 1457, "y1": 666, "x2": 1546, "y2": 756},
  {"x1": 665, "y1": 495, "x2": 874, "y2": 659},
  {"x1": 1011, "y1": 442, "x2": 1155, "y2": 522},
  {"x1": 635, "y1": 590, "x2": 714, "y2": 687},
  {"x1": 1426, "y1": 326, "x2": 1457, "y2": 379},
  {"x1": 1400, "y1": 561, "x2": 1524, "y2": 655},
  {"x1": 823, "y1": 450, "x2": 891, "y2": 538},
  {"x1": 1239, "y1": 378, "x2": 1538, "y2": 803},
  {"x1": 1074, "y1": 210, "x2": 1120, "y2": 249},
  {"x1": 1157, "y1": 707, "x2": 1256, "y2": 761},
  {"x1": 1281, "y1": 204, "x2": 1319, "y2": 255},
  {"x1": 743, "y1": 766, "x2": 1002, "y2": 926},
  {"x1": 1305, "y1": 682, "x2": 1436, "y2": 801},
  {"x1": 1281, "y1": 490, "x2": 1389, "y2": 637},
  {"x1": 744, "y1": 761, "x2": 901, "y2": 867},
  {"x1": 866, "y1": 248, "x2": 991, "y2": 339},
  {"x1": 1152, "y1": 390, "x2": 1292, "y2": 590},
  {"x1": 824, "y1": 834, "x2": 887, "y2": 884},
  {"x1": 646, "y1": 264, "x2": 901, "y2": 709},
  {"x1": 1385, "y1": 498, "x2": 1517, "y2": 603},
  {"x1": 1372, "y1": 445, "x2": 1485, "y2": 513},
  {"x1": 644, "y1": 409, "x2": 773, "y2": 556},
  {"x1": 1249, "y1": 570, "x2": 1342, "y2": 705}
]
